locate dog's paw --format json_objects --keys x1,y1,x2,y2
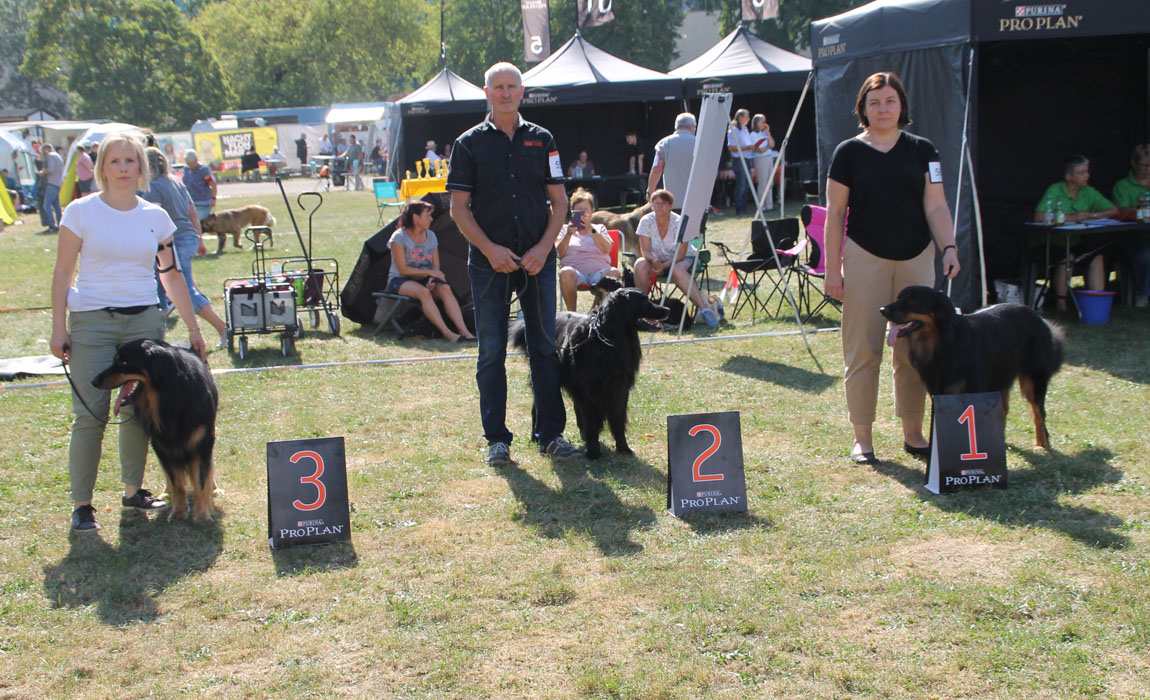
[
  {"x1": 168, "y1": 508, "x2": 189, "y2": 522},
  {"x1": 615, "y1": 445, "x2": 634, "y2": 456}
]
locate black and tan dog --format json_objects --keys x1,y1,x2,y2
[
  {"x1": 511, "y1": 288, "x2": 668, "y2": 459},
  {"x1": 201, "y1": 204, "x2": 276, "y2": 252},
  {"x1": 92, "y1": 339, "x2": 219, "y2": 520},
  {"x1": 880, "y1": 285, "x2": 1064, "y2": 449}
]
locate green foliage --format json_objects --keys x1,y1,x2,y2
[
  {"x1": 21, "y1": 0, "x2": 233, "y2": 129},
  {"x1": 445, "y1": 0, "x2": 686, "y2": 86},
  {"x1": 717, "y1": 0, "x2": 871, "y2": 53},
  {"x1": 0, "y1": 0, "x2": 70, "y2": 116}
]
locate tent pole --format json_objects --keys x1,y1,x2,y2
[
  {"x1": 949, "y1": 47, "x2": 976, "y2": 303},
  {"x1": 966, "y1": 147, "x2": 988, "y2": 308}
]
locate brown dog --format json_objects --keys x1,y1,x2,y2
[
  {"x1": 201, "y1": 205, "x2": 276, "y2": 253},
  {"x1": 591, "y1": 202, "x2": 651, "y2": 256}
]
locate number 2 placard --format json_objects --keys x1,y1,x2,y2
[
  {"x1": 926, "y1": 393, "x2": 1007, "y2": 495},
  {"x1": 667, "y1": 411, "x2": 747, "y2": 517},
  {"x1": 267, "y1": 437, "x2": 351, "y2": 549}
]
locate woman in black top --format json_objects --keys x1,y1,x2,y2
[{"x1": 824, "y1": 72, "x2": 960, "y2": 465}]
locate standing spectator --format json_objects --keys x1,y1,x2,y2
[
  {"x1": 182, "y1": 149, "x2": 217, "y2": 224},
  {"x1": 751, "y1": 114, "x2": 777, "y2": 212},
  {"x1": 74, "y1": 145, "x2": 95, "y2": 196},
  {"x1": 342, "y1": 135, "x2": 365, "y2": 190},
  {"x1": 624, "y1": 131, "x2": 649, "y2": 175},
  {"x1": 318, "y1": 133, "x2": 334, "y2": 156},
  {"x1": 1112, "y1": 144, "x2": 1150, "y2": 307},
  {"x1": 447, "y1": 61, "x2": 579, "y2": 466},
  {"x1": 240, "y1": 146, "x2": 261, "y2": 182},
  {"x1": 142, "y1": 147, "x2": 228, "y2": 348},
  {"x1": 648, "y1": 113, "x2": 696, "y2": 208},
  {"x1": 49, "y1": 134, "x2": 207, "y2": 532},
  {"x1": 295, "y1": 134, "x2": 308, "y2": 166},
  {"x1": 727, "y1": 108, "x2": 756, "y2": 216},
  {"x1": 824, "y1": 72, "x2": 961, "y2": 465},
  {"x1": 39, "y1": 143, "x2": 64, "y2": 232}
]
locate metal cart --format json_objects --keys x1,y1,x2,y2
[{"x1": 223, "y1": 226, "x2": 299, "y2": 359}]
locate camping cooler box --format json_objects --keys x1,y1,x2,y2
[
  {"x1": 263, "y1": 284, "x2": 297, "y2": 326},
  {"x1": 227, "y1": 282, "x2": 265, "y2": 330}
]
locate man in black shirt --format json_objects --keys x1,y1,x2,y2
[{"x1": 448, "y1": 61, "x2": 579, "y2": 466}]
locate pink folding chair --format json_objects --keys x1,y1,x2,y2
[{"x1": 794, "y1": 204, "x2": 843, "y2": 321}]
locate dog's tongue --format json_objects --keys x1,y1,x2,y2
[
  {"x1": 113, "y1": 381, "x2": 137, "y2": 416},
  {"x1": 886, "y1": 324, "x2": 902, "y2": 347}
]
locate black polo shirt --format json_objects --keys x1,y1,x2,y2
[{"x1": 447, "y1": 115, "x2": 563, "y2": 269}]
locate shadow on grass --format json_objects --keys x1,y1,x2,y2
[
  {"x1": 678, "y1": 510, "x2": 774, "y2": 536},
  {"x1": 873, "y1": 446, "x2": 1127, "y2": 549},
  {"x1": 720, "y1": 355, "x2": 835, "y2": 393},
  {"x1": 43, "y1": 509, "x2": 224, "y2": 625},
  {"x1": 1061, "y1": 313, "x2": 1150, "y2": 385},
  {"x1": 496, "y1": 456, "x2": 658, "y2": 557},
  {"x1": 272, "y1": 541, "x2": 359, "y2": 577}
]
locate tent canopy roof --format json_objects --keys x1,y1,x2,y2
[
  {"x1": 399, "y1": 69, "x2": 485, "y2": 105},
  {"x1": 326, "y1": 103, "x2": 390, "y2": 124},
  {"x1": 670, "y1": 24, "x2": 811, "y2": 91},
  {"x1": 0, "y1": 130, "x2": 36, "y2": 155},
  {"x1": 521, "y1": 33, "x2": 680, "y2": 104}
]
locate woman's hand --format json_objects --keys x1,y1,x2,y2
[
  {"x1": 188, "y1": 329, "x2": 207, "y2": 362},
  {"x1": 197, "y1": 239, "x2": 207, "y2": 256},
  {"x1": 50, "y1": 328, "x2": 71, "y2": 362},
  {"x1": 824, "y1": 269, "x2": 845, "y2": 302},
  {"x1": 941, "y1": 247, "x2": 961, "y2": 279}
]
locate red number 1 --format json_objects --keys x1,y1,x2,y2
[
  {"x1": 689, "y1": 424, "x2": 724, "y2": 482},
  {"x1": 958, "y1": 405, "x2": 988, "y2": 461},
  {"x1": 290, "y1": 450, "x2": 327, "y2": 510}
]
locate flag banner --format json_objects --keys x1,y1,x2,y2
[
  {"x1": 578, "y1": 0, "x2": 615, "y2": 27},
  {"x1": 742, "y1": 0, "x2": 779, "y2": 21},
  {"x1": 522, "y1": 0, "x2": 551, "y2": 63}
]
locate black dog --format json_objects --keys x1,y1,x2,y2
[
  {"x1": 880, "y1": 285, "x2": 1064, "y2": 449},
  {"x1": 511, "y1": 288, "x2": 668, "y2": 458},
  {"x1": 92, "y1": 339, "x2": 219, "y2": 520}
]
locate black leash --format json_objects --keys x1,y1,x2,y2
[{"x1": 61, "y1": 358, "x2": 133, "y2": 426}]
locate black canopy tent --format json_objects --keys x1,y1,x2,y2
[
  {"x1": 392, "y1": 69, "x2": 487, "y2": 181},
  {"x1": 812, "y1": 0, "x2": 1150, "y2": 311},
  {"x1": 340, "y1": 192, "x2": 471, "y2": 326}
]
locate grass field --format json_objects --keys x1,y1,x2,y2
[{"x1": 1, "y1": 184, "x2": 1148, "y2": 698}]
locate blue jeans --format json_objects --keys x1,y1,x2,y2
[
  {"x1": 40, "y1": 183, "x2": 61, "y2": 228},
  {"x1": 157, "y1": 235, "x2": 211, "y2": 312},
  {"x1": 1124, "y1": 236, "x2": 1150, "y2": 297},
  {"x1": 193, "y1": 201, "x2": 212, "y2": 221},
  {"x1": 732, "y1": 157, "x2": 751, "y2": 214},
  {"x1": 469, "y1": 257, "x2": 565, "y2": 446}
]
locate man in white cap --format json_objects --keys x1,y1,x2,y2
[{"x1": 425, "y1": 140, "x2": 439, "y2": 162}]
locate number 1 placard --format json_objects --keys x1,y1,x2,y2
[
  {"x1": 667, "y1": 411, "x2": 747, "y2": 517},
  {"x1": 926, "y1": 393, "x2": 1008, "y2": 495},
  {"x1": 267, "y1": 437, "x2": 351, "y2": 549}
]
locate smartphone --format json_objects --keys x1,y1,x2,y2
[{"x1": 571, "y1": 210, "x2": 585, "y2": 228}]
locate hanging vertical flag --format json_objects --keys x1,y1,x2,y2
[
  {"x1": 521, "y1": 0, "x2": 551, "y2": 63},
  {"x1": 577, "y1": 0, "x2": 615, "y2": 27},
  {"x1": 742, "y1": 0, "x2": 779, "y2": 21}
]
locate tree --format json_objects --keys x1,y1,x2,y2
[
  {"x1": 22, "y1": 0, "x2": 234, "y2": 130},
  {"x1": 0, "y1": 0, "x2": 69, "y2": 116},
  {"x1": 717, "y1": 0, "x2": 871, "y2": 53}
]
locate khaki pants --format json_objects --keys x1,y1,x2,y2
[
  {"x1": 841, "y1": 239, "x2": 935, "y2": 426},
  {"x1": 67, "y1": 307, "x2": 165, "y2": 503}
]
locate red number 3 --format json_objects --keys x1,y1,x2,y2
[
  {"x1": 290, "y1": 450, "x2": 327, "y2": 511},
  {"x1": 689, "y1": 424, "x2": 724, "y2": 482}
]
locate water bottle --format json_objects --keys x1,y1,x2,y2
[
  {"x1": 1043, "y1": 196, "x2": 1054, "y2": 226},
  {"x1": 1054, "y1": 199, "x2": 1065, "y2": 226},
  {"x1": 1139, "y1": 192, "x2": 1150, "y2": 223}
]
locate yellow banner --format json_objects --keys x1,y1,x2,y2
[
  {"x1": 194, "y1": 127, "x2": 279, "y2": 178},
  {"x1": 0, "y1": 181, "x2": 16, "y2": 224}
]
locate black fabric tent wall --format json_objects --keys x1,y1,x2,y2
[
  {"x1": 812, "y1": 0, "x2": 1150, "y2": 310},
  {"x1": 393, "y1": 70, "x2": 488, "y2": 180},
  {"x1": 340, "y1": 192, "x2": 471, "y2": 325}
]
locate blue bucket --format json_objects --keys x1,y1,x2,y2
[{"x1": 1073, "y1": 290, "x2": 1115, "y2": 325}]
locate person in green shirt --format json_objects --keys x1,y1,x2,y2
[
  {"x1": 1111, "y1": 144, "x2": 1150, "y2": 307},
  {"x1": 1033, "y1": 155, "x2": 1117, "y2": 310}
]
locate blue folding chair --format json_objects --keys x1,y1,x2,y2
[{"x1": 373, "y1": 178, "x2": 404, "y2": 224}]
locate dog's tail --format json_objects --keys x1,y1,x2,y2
[
  {"x1": 1046, "y1": 320, "x2": 1066, "y2": 375},
  {"x1": 509, "y1": 319, "x2": 527, "y2": 351},
  {"x1": 269, "y1": 214, "x2": 276, "y2": 229}
]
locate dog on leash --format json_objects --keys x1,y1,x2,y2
[
  {"x1": 591, "y1": 203, "x2": 651, "y2": 256},
  {"x1": 201, "y1": 205, "x2": 276, "y2": 253},
  {"x1": 92, "y1": 339, "x2": 219, "y2": 520},
  {"x1": 880, "y1": 285, "x2": 1064, "y2": 449},
  {"x1": 511, "y1": 288, "x2": 668, "y2": 459}
]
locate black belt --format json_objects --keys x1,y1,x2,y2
[{"x1": 101, "y1": 305, "x2": 152, "y2": 315}]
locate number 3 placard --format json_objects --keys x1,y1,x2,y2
[
  {"x1": 667, "y1": 411, "x2": 747, "y2": 517},
  {"x1": 267, "y1": 437, "x2": 351, "y2": 549},
  {"x1": 926, "y1": 393, "x2": 1008, "y2": 494}
]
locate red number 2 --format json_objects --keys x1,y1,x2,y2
[
  {"x1": 689, "y1": 424, "x2": 724, "y2": 482},
  {"x1": 958, "y1": 405, "x2": 988, "y2": 461},
  {"x1": 290, "y1": 450, "x2": 327, "y2": 510}
]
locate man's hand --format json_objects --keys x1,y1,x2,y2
[
  {"x1": 484, "y1": 244, "x2": 522, "y2": 273},
  {"x1": 519, "y1": 243, "x2": 549, "y2": 276}
]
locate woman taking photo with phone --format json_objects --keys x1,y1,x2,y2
[
  {"x1": 50, "y1": 134, "x2": 206, "y2": 532},
  {"x1": 556, "y1": 188, "x2": 619, "y2": 311}
]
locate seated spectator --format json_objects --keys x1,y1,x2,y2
[
  {"x1": 2, "y1": 168, "x2": 22, "y2": 205},
  {"x1": 264, "y1": 146, "x2": 286, "y2": 178},
  {"x1": 567, "y1": 150, "x2": 595, "y2": 178},
  {"x1": 369, "y1": 139, "x2": 386, "y2": 175},
  {"x1": 634, "y1": 189, "x2": 719, "y2": 327},
  {"x1": 1033, "y1": 154, "x2": 1118, "y2": 310},
  {"x1": 556, "y1": 188, "x2": 620, "y2": 311},
  {"x1": 387, "y1": 200, "x2": 475, "y2": 342},
  {"x1": 240, "y1": 146, "x2": 261, "y2": 182},
  {"x1": 1112, "y1": 144, "x2": 1150, "y2": 307}
]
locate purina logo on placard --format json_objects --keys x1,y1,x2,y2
[
  {"x1": 522, "y1": 88, "x2": 557, "y2": 105},
  {"x1": 999, "y1": 4, "x2": 1081, "y2": 33},
  {"x1": 925, "y1": 393, "x2": 1008, "y2": 495},
  {"x1": 667, "y1": 411, "x2": 747, "y2": 516}
]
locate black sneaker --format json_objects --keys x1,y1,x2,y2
[
  {"x1": 487, "y1": 441, "x2": 511, "y2": 466},
  {"x1": 71, "y1": 504, "x2": 99, "y2": 531},
  {"x1": 122, "y1": 488, "x2": 169, "y2": 512},
  {"x1": 540, "y1": 436, "x2": 582, "y2": 459}
]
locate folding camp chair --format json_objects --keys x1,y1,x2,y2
[
  {"x1": 712, "y1": 218, "x2": 805, "y2": 322},
  {"x1": 794, "y1": 204, "x2": 843, "y2": 322},
  {"x1": 373, "y1": 178, "x2": 404, "y2": 225},
  {"x1": 371, "y1": 291, "x2": 417, "y2": 336}
]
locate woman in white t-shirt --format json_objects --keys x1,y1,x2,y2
[
  {"x1": 49, "y1": 134, "x2": 207, "y2": 533},
  {"x1": 633, "y1": 189, "x2": 719, "y2": 327}
]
